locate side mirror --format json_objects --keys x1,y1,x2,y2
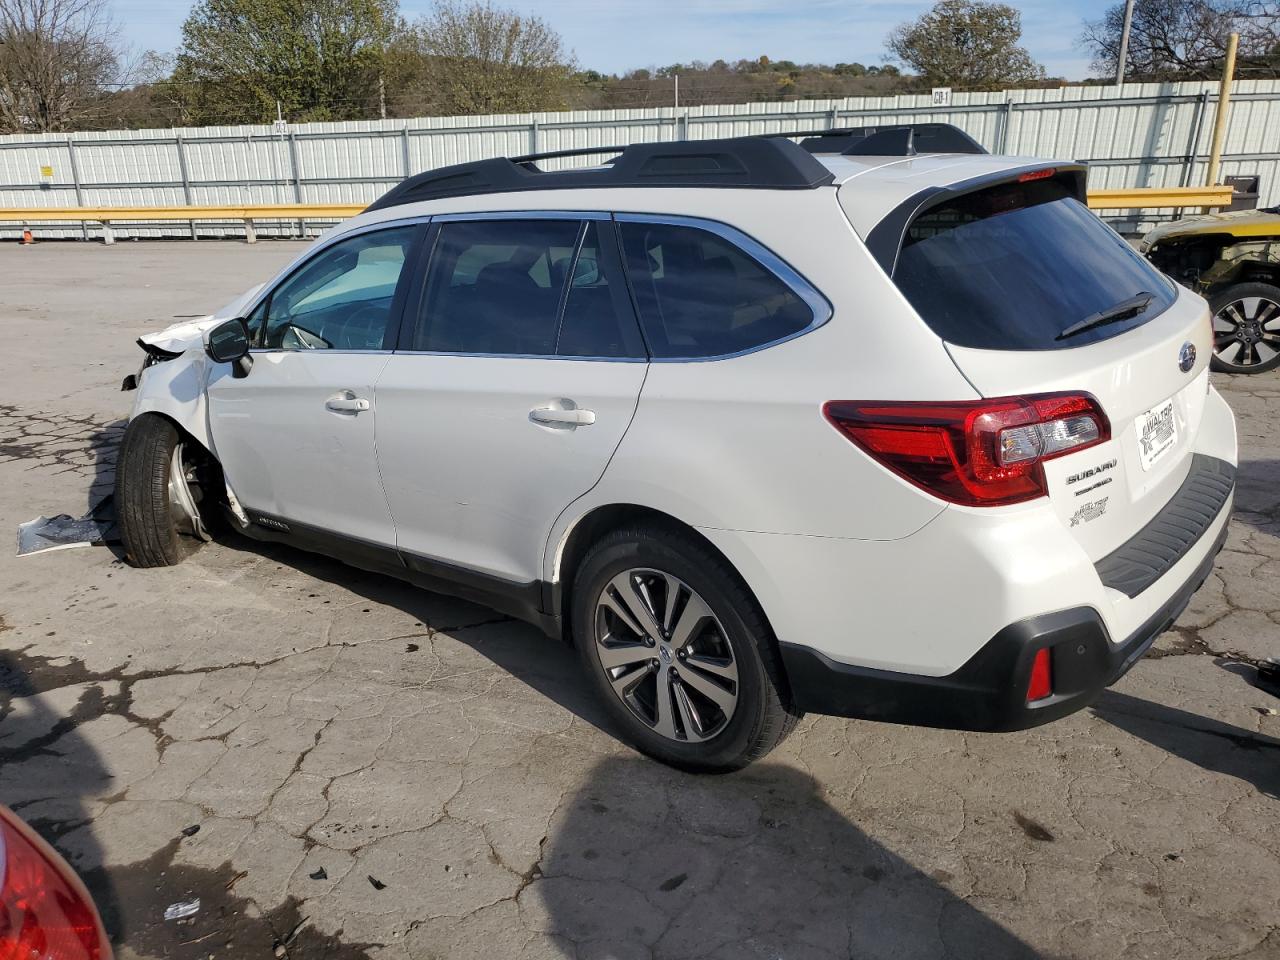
[{"x1": 205, "y1": 318, "x2": 253, "y2": 378}]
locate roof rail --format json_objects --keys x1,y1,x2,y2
[
  {"x1": 796, "y1": 123, "x2": 987, "y2": 156},
  {"x1": 364, "y1": 136, "x2": 836, "y2": 212}
]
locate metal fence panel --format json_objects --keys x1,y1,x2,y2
[{"x1": 1, "y1": 79, "x2": 1277, "y2": 239}]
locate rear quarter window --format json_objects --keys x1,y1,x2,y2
[
  {"x1": 619, "y1": 220, "x2": 821, "y2": 358},
  {"x1": 891, "y1": 178, "x2": 1177, "y2": 350}
]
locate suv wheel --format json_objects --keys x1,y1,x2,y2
[
  {"x1": 1209, "y1": 282, "x2": 1280, "y2": 373},
  {"x1": 115, "y1": 415, "x2": 215, "y2": 568},
  {"x1": 572, "y1": 524, "x2": 801, "y2": 771}
]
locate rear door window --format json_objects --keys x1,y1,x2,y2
[
  {"x1": 414, "y1": 219, "x2": 579, "y2": 356},
  {"x1": 891, "y1": 178, "x2": 1176, "y2": 350},
  {"x1": 619, "y1": 220, "x2": 818, "y2": 358}
]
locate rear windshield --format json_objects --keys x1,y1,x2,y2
[{"x1": 892, "y1": 178, "x2": 1176, "y2": 350}]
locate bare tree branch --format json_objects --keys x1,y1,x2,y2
[{"x1": 0, "y1": 0, "x2": 120, "y2": 132}]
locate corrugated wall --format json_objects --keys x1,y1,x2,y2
[{"x1": 1, "y1": 79, "x2": 1277, "y2": 239}]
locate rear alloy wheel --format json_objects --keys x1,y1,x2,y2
[
  {"x1": 1209, "y1": 282, "x2": 1280, "y2": 373},
  {"x1": 115, "y1": 415, "x2": 215, "y2": 568},
  {"x1": 595, "y1": 569, "x2": 740, "y2": 743},
  {"x1": 573, "y1": 525, "x2": 801, "y2": 772}
]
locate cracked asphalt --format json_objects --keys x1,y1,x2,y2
[{"x1": 2, "y1": 241, "x2": 1279, "y2": 960}]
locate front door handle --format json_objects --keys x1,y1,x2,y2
[
  {"x1": 325, "y1": 395, "x2": 370, "y2": 413},
  {"x1": 530, "y1": 406, "x2": 596, "y2": 426}
]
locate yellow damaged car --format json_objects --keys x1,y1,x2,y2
[{"x1": 1142, "y1": 206, "x2": 1280, "y2": 373}]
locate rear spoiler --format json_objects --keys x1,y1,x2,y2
[{"x1": 863, "y1": 163, "x2": 1088, "y2": 275}]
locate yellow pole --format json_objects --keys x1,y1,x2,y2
[{"x1": 1205, "y1": 32, "x2": 1239, "y2": 187}]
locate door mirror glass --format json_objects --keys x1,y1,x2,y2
[{"x1": 206, "y1": 318, "x2": 251, "y2": 363}]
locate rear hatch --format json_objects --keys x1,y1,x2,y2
[{"x1": 886, "y1": 171, "x2": 1213, "y2": 562}]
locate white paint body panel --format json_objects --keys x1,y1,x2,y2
[
  {"x1": 205, "y1": 352, "x2": 396, "y2": 545},
  {"x1": 376, "y1": 355, "x2": 646, "y2": 583}
]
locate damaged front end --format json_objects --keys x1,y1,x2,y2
[
  {"x1": 121, "y1": 315, "x2": 229, "y2": 392},
  {"x1": 1146, "y1": 233, "x2": 1280, "y2": 293}
]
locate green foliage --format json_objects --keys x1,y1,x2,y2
[
  {"x1": 175, "y1": 0, "x2": 401, "y2": 124},
  {"x1": 387, "y1": 1, "x2": 576, "y2": 116},
  {"x1": 886, "y1": 0, "x2": 1047, "y2": 89}
]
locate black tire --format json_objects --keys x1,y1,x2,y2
[
  {"x1": 572, "y1": 523, "x2": 802, "y2": 772},
  {"x1": 1208, "y1": 282, "x2": 1280, "y2": 374},
  {"x1": 115, "y1": 415, "x2": 199, "y2": 568}
]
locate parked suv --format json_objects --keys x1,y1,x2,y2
[{"x1": 117, "y1": 129, "x2": 1237, "y2": 771}]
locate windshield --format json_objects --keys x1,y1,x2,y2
[{"x1": 892, "y1": 178, "x2": 1176, "y2": 350}]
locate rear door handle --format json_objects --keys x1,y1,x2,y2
[
  {"x1": 325, "y1": 395, "x2": 370, "y2": 413},
  {"x1": 530, "y1": 406, "x2": 596, "y2": 426}
]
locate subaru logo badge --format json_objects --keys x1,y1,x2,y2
[{"x1": 1179, "y1": 341, "x2": 1196, "y2": 372}]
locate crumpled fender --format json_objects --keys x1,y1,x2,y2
[{"x1": 128, "y1": 283, "x2": 263, "y2": 454}]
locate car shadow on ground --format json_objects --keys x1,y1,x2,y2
[
  {"x1": 1091, "y1": 689, "x2": 1280, "y2": 798},
  {"x1": 0, "y1": 650, "x2": 121, "y2": 940},
  {"x1": 532, "y1": 756, "x2": 1041, "y2": 959},
  {"x1": 1230, "y1": 457, "x2": 1280, "y2": 533},
  {"x1": 0, "y1": 647, "x2": 379, "y2": 960},
  {"x1": 217, "y1": 531, "x2": 622, "y2": 735}
]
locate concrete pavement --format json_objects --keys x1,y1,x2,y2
[{"x1": 1, "y1": 241, "x2": 1278, "y2": 960}]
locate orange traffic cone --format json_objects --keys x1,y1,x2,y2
[{"x1": 20, "y1": 228, "x2": 33, "y2": 245}]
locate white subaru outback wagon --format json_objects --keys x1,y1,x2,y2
[{"x1": 117, "y1": 125, "x2": 1237, "y2": 771}]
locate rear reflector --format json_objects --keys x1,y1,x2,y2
[
  {"x1": 0, "y1": 808, "x2": 110, "y2": 960},
  {"x1": 824, "y1": 393, "x2": 1110, "y2": 507},
  {"x1": 1026, "y1": 648, "x2": 1053, "y2": 702}
]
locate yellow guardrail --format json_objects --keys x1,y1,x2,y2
[
  {"x1": 0, "y1": 186, "x2": 1238, "y2": 243},
  {"x1": 0, "y1": 204, "x2": 365, "y2": 243},
  {"x1": 1085, "y1": 186, "x2": 1235, "y2": 210}
]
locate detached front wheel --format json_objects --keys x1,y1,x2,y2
[
  {"x1": 115, "y1": 415, "x2": 214, "y2": 567},
  {"x1": 1209, "y1": 282, "x2": 1280, "y2": 373}
]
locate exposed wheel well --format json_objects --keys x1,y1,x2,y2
[
  {"x1": 125, "y1": 411, "x2": 225, "y2": 509},
  {"x1": 554, "y1": 504, "x2": 778, "y2": 654}
]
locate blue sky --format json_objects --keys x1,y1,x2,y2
[{"x1": 113, "y1": 0, "x2": 1111, "y2": 80}]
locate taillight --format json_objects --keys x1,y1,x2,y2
[
  {"x1": 1026, "y1": 648, "x2": 1053, "y2": 702},
  {"x1": 824, "y1": 393, "x2": 1110, "y2": 507},
  {"x1": 0, "y1": 808, "x2": 110, "y2": 960}
]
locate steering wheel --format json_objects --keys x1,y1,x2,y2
[{"x1": 339, "y1": 303, "x2": 390, "y2": 349}]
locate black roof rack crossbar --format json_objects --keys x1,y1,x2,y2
[
  {"x1": 795, "y1": 123, "x2": 987, "y2": 156},
  {"x1": 504, "y1": 122, "x2": 985, "y2": 168},
  {"x1": 364, "y1": 136, "x2": 836, "y2": 212}
]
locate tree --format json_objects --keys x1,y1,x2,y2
[
  {"x1": 389, "y1": 1, "x2": 574, "y2": 116},
  {"x1": 886, "y1": 0, "x2": 1047, "y2": 89},
  {"x1": 0, "y1": 0, "x2": 120, "y2": 132},
  {"x1": 174, "y1": 0, "x2": 401, "y2": 125},
  {"x1": 1080, "y1": 0, "x2": 1280, "y2": 80}
]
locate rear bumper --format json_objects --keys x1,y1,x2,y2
[{"x1": 779, "y1": 500, "x2": 1230, "y2": 733}]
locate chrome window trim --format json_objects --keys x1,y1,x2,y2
[
  {"x1": 244, "y1": 216, "x2": 429, "y2": 354},
  {"x1": 614, "y1": 212, "x2": 833, "y2": 362}
]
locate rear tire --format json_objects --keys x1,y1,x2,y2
[
  {"x1": 1208, "y1": 282, "x2": 1280, "y2": 374},
  {"x1": 572, "y1": 523, "x2": 801, "y2": 772},
  {"x1": 115, "y1": 415, "x2": 210, "y2": 568}
]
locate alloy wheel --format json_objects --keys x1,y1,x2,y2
[
  {"x1": 594, "y1": 568, "x2": 738, "y2": 743},
  {"x1": 1213, "y1": 295, "x2": 1280, "y2": 367},
  {"x1": 167, "y1": 442, "x2": 211, "y2": 542}
]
